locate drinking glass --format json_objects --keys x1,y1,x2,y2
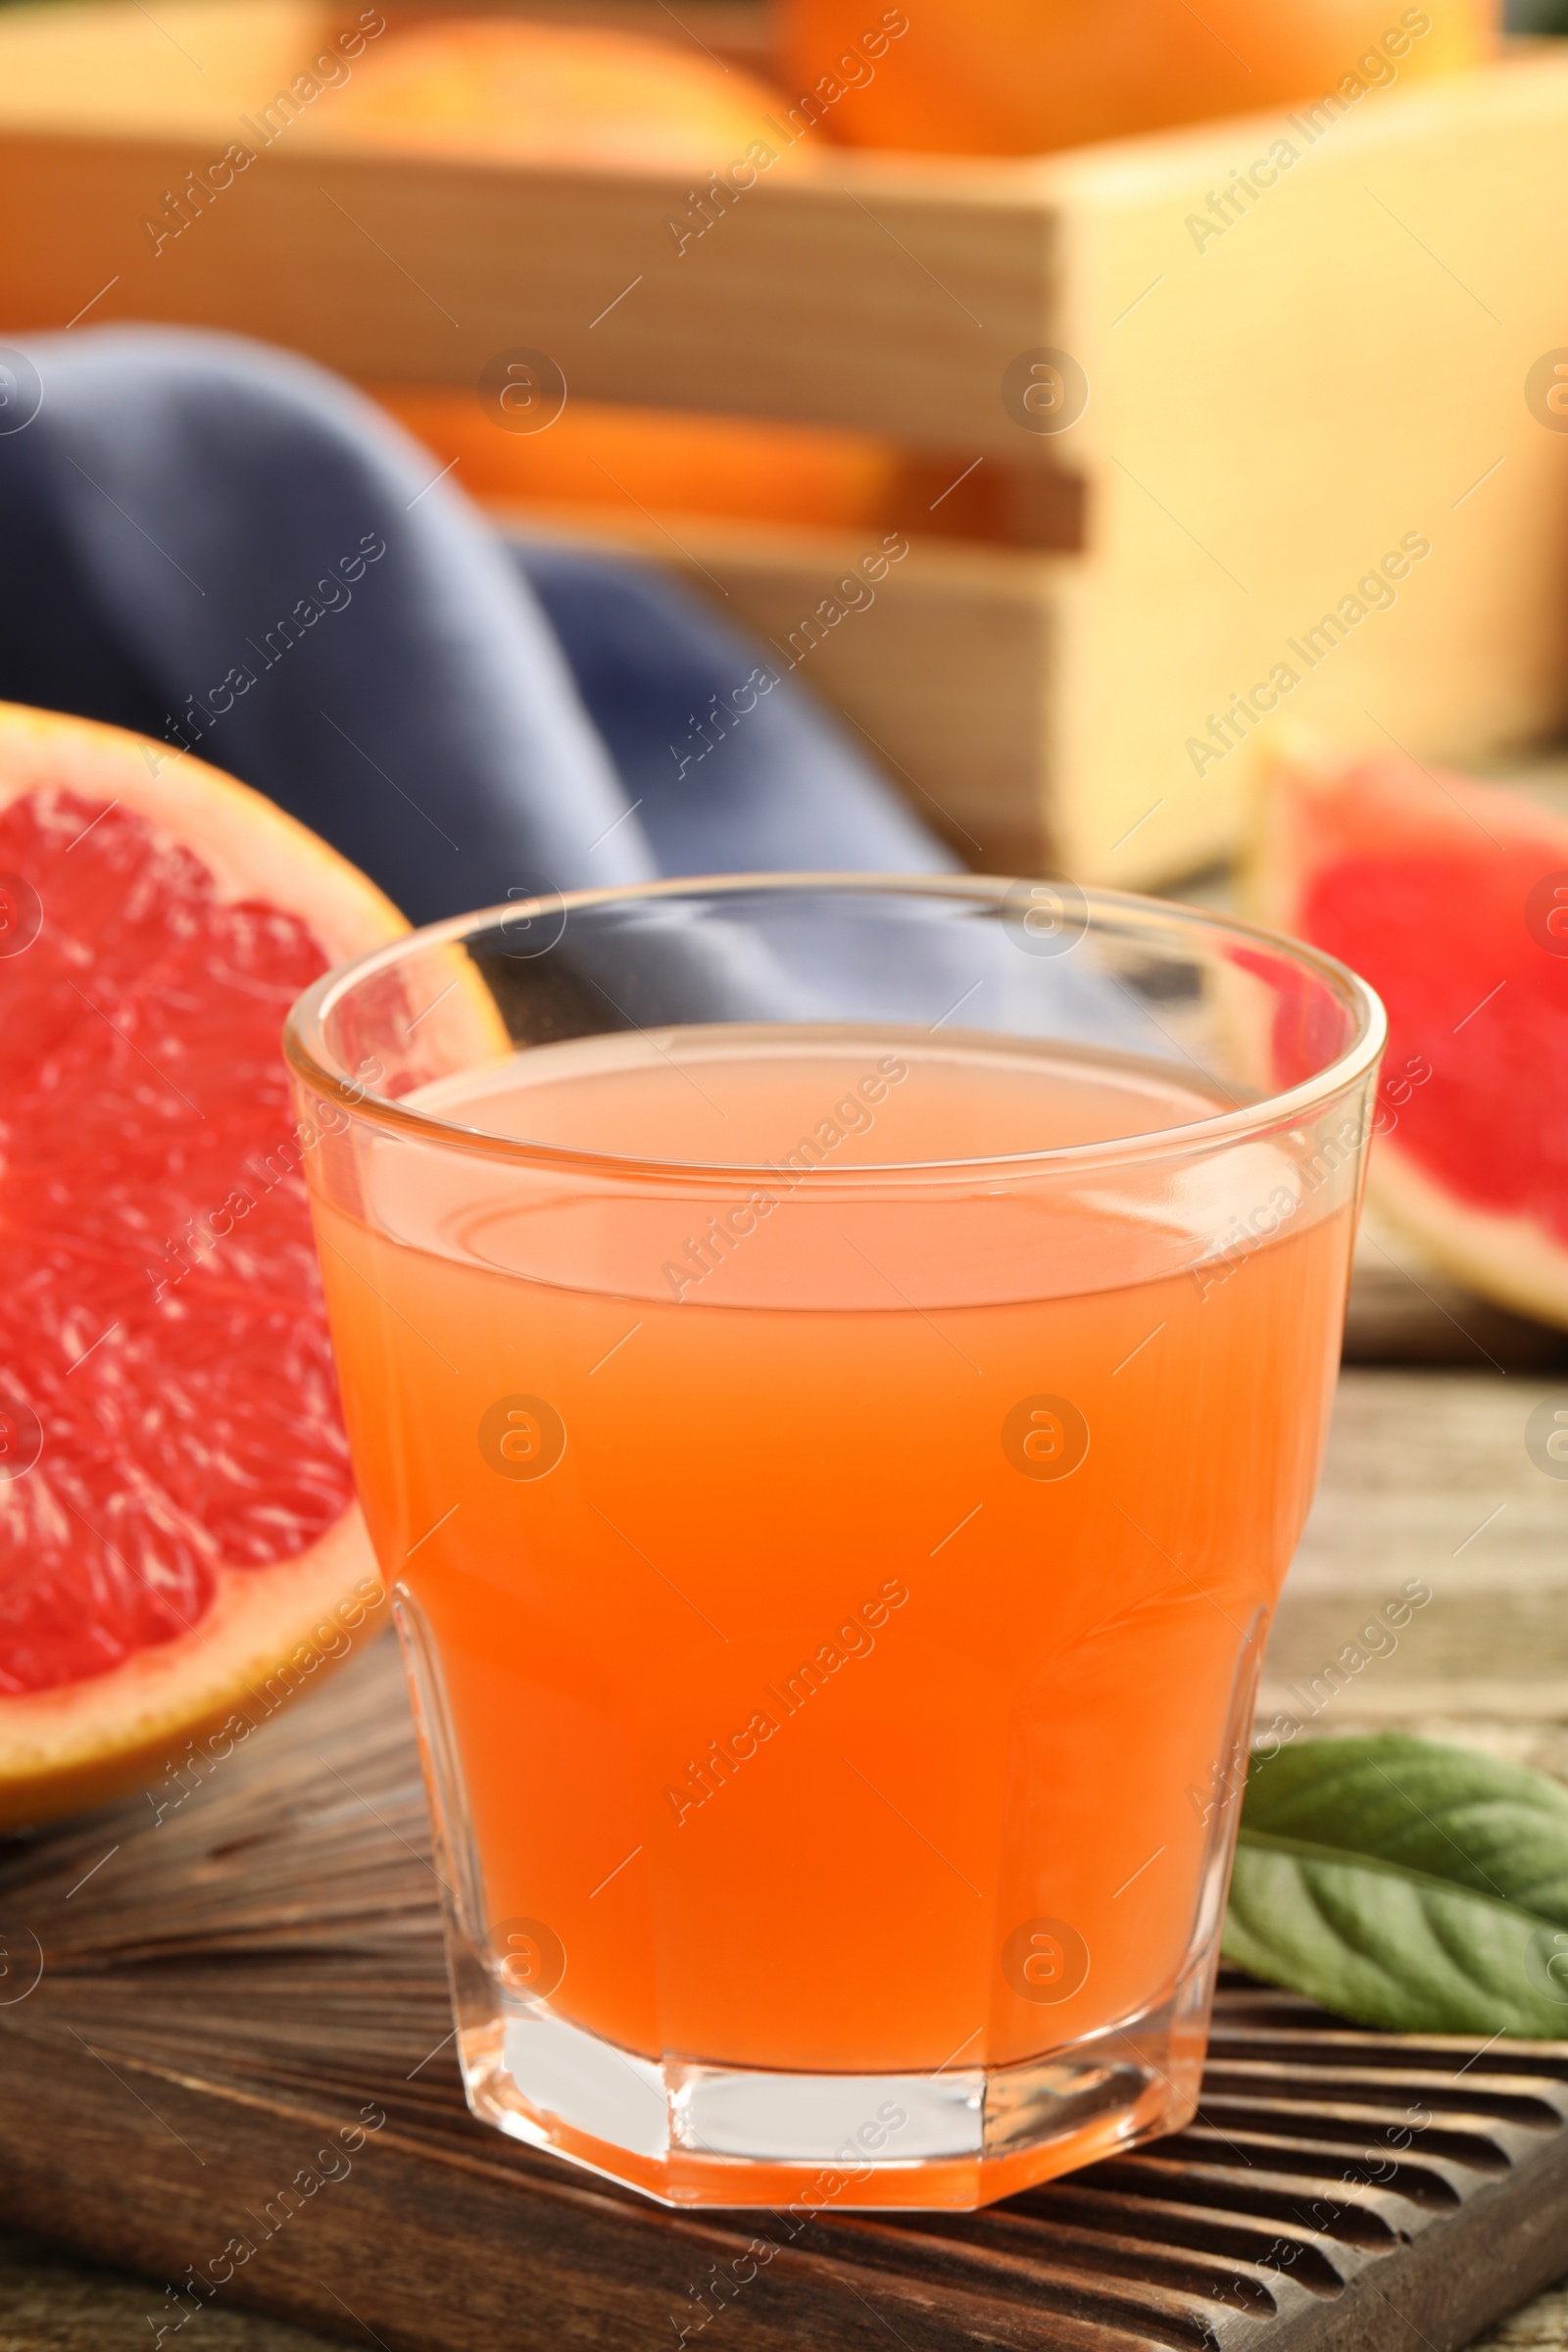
[{"x1": 283, "y1": 874, "x2": 1384, "y2": 2211}]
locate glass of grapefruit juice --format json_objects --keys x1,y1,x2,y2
[{"x1": 284, "y1": 875, "x2": 1384, "y2": 2211}]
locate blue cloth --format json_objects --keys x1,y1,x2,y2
[{"x1": 0, "y1": 327, "x2": 952, "y2": 924}]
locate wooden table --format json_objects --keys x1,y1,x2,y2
[{"x1": 5, "y1": 1210, "x2": 1568, "y2": 2347}]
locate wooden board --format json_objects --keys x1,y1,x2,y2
[
  {"x1": 2, "y1": 2, "x2": 1568, "y2": 882},
  {"x1": 6, "y1": 1629, "x2": 1568, "y2": 2352}
]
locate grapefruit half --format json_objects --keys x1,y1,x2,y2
[
  {"x1": 1252, "y1": 738, "x2": 1568, "y2": 1329},
  {"x1": 0, "y1": 704, "x2": 405, "y2": 1829}
]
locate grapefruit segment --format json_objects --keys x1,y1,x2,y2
[
  {"x1": 1251, "y1": 738, "x2": 1568, "y2": 1328},
  {"x1": 0, "y1": 704, "x2": 406, "y2": 1828}
]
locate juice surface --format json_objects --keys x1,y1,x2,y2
[{"x1": 315, "y1": 1027, "x2": 1351, "y2": 2075}]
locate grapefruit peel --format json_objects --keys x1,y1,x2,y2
[
  {"x1": 0, "y1": 703, "x2": 407, "y2": 1830},
  {"x1": 1250, "y1": 734, "x2": 1568, "y2": 1331}
]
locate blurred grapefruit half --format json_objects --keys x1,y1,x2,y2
[
  {"x1": 0, "y1": 704, "x2": 405, "y2": 1829},
  {"x1": 309, "y1": 19, "x2": 800, "y2": 171},
  {"x1": 783, "y1": 0, "x2": 1492, "y2": 157},
  {"x1": 1253, "y1": 738, "x2": 1568, "y2": 1329}
]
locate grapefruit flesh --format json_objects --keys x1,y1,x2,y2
[
  {"x1": 0, "y1": 704, "x2": 405, "y2": 1827},
  {"x1": 1253, "y1": 742, "x2": 1568, "y2": 1328}
]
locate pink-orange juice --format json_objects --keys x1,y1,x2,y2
[{"x1": 311, "y1": 1022, "x2": 1352, "y2": 2198}]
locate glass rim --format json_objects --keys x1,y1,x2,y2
[{"x1": 282, "y1": 871, "x2": 1388, "y2": 1185}]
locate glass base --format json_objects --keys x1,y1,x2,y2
[
  {"x1": 395, "y1": 1581, "x2": 1227, "y2": 2212},
  {"x1": 454, "y1": 1974, "x2": 1206, "y2": 2210}
]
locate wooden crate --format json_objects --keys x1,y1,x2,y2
[{"x1": 2, "y1": 0, "x2": 1568, "y2": 879}]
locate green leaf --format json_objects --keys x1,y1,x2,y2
[
  {"x1": 1243, "y1": 1734, "x2": 1568, "y2": 1924},
  {"x1": 1506, "y1": 0, "x2": 1568, "y2": 33},
  {"x1": 1224, "y1": 1831, "x2": 1568, "y2": 2035},
  {"x1": 1222, "y1": 1736, "x2": 1568, "y2": 2035}
]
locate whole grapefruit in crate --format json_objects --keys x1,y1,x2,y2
[
  {"x1": 0, "y1": 705, "x2": 405, "y2": 1829},
  {"x1": 312, "y1": 18, "x2": 799, "y2": 168},
  {"x1": 1252, "y1": 739, "x2": 1568, "y2": 1328},
  {"x1": 784, "y1": 0, "x2": 1492, "y2": 156}
]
